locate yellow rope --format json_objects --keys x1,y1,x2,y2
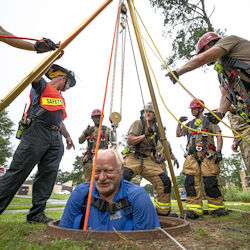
[{"x1": 132, "y1": 3, "x2": 249, "y2": 143}]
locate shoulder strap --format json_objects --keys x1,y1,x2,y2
[
  {"x1": 186, "y1": 119, "x2": 196, "y2": 146},
  {"x1": 91, "y1": 196, "x2": 132, "y2": 215},
  {"x1": 101, "y1": 125, "x2": 107, "y2": 134},
  {"x1": 134, "y1": 120, "x2": 145, "y2": 152},
  {"x1": 220, "y1": 56, "x2": 250, "y2": 77}
]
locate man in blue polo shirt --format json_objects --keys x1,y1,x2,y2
[{"x1": 59, "y1": 149, "x2": 160, "y2": 231}]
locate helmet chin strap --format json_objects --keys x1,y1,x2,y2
[
  {"x1": 62, "y1": 75, "x2": 68, "y2": 91},
  {"x1": 195, "y1": 108, "x2": 204, "y2": 118}
]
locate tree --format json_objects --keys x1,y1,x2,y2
[
  {"x1": 219, "y1": 153, "x2": 244, "y2": 188},
  {"x1": 176, "y1": 173, "x2": 185, "y2": 188},
  {"x1": 118, "y1": 133, "x2": 128, "y2": 148},
  {"x1": 148, "y1": 0, "x2": 225, "y2": 65},
  {"x1": 143, "y1": 183, "x2": 154, "y2": 197},
  {"x1": 0, "y1": 110, "x2": 14, "y2": 166},
  {"x1": 68, "y1": 155, "x2": 84, "y2": 185},
  {"x1": 56, "y1": 169, "x2": 71, "y2": 184}
]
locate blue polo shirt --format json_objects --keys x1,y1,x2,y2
[{"x1": 59, "y1": 178, "x2": 160, "y2": 231}]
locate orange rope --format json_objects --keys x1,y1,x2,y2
[
  {"x1": 83, "y1": 0, "x2": 121, "y2": 231},
  {"x1": 0, "y1": 35, "x2": 40, "y2": 42}
]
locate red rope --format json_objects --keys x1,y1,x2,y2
[
  {"x1": 0, "y1": 35, "x2": 40, "y2": 42},
  {"x1": 83, "y1": 0, "x2": 122, "y2": 231}
]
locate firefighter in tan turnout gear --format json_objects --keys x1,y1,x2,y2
[
  {"x1": 79, "y1": 109, "x2": 114, "y2": 182},
  {"x1": 176, "y1": 99, "x2": 228, "y2": 219},
  {"x1": 123, "y1": 102, "x2": 174, "y2": 216}
]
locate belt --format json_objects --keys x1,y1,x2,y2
[
  {"x1": 134, "y1": 152, "x2": 150, "y2": 158},
  {"x1": 34, "y1": 119, "x2": 60, "y2": 131}
]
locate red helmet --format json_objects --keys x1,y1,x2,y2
[
  {"x1": 189, "y1": 99, "x2": 205, "y2": 108},
  {"x1": 91, "y1": 109, "x2": 102, "y2": 118},
  {"x1": 196, "y1": 32, "x2": 220, "y2": 54}
]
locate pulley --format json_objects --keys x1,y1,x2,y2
[
  {"x1": 109, "y1": 112, "x2": 122, "y2": 128},
  {"x1": 121, "y1": 3, "x2": 127, "y2": 15}
]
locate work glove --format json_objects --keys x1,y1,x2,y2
[
  {"x1": 84, "y1": 125, "x2": 95, "y2": 136},
  {"x1": 205, "y1": 112, "x2": 225, "y2": 124},
  {"x1": 34, "y1": 38, "x2": 58, "y2": 53},
  {"x1": 174, "y1": 159, "x2": 179, "y2": 169},
  {"x1": 215, "y1": 150, "x2": 222, "y2": 164},
  {"x1": 166, "y1": 70, "x2": 179, "y2": 84},
  {"x1": 145, "y1": 126, "x2": 154, "y2": 137},
  {"x1": 179, "y1": 116, "x2": 188, "y2": 122}
]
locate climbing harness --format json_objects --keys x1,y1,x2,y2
[
  {"x1": 214, "y1": 60, "x2": 250, "y2": 125},
  {"x1": 186, "y1": 117, "x2": 216, "y2": 165},
  {"x1": 79, "y1": 126, "x2": 107, "y2": 166}
]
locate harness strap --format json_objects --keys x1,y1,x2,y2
[
  {"x1": 91, "y1": 196, "x2": 132, "y2": 215},
  {"x1": 77, "y1": 194, "x2": 133, "y2": 230},
  {"x1": 135, "y1": 119, "x2": 159, "y2": 157},
  {"x1": 189, "y1": 117, "x2": 213, "y2": 165},
  {"x1": 220, "y1": 56, "x2": 250, "y2": 106},
  {"x1": 87, "y1": 126, "x2": 107, "y2": 153},
  {"x1": 220, "y1": 56, "x2": 250, "y2": 77}
]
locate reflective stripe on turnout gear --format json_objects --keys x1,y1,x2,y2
[
  {"x1": 186, "y1": 204, "x2": 203, "y2": 213},
  {"x1": 156, "y1": 200, "x2": 171, "y2": 210},
  {"x1": 208, "y1": 203, "x2": 226, "y2": 211}
]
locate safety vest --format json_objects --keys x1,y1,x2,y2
[
  {"x1": 40, "y1": 83, "x2": 67, "y2": 120},
  {"x1": 186, "y1": 117, "x2": 215, "y2": 165}
]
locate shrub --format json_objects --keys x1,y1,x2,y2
[{"x1": 222, "y1": 186, "x2": 250, "y2": 202}]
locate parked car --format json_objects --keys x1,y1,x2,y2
[
  {"x1": 57, "y1": 190, "x2": 71, "y2": 195},
  {"x1": 179, "y1": 188, "x2": 187, "y2": 201}
]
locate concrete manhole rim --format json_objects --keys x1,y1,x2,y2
[{"x1": 46, "y1": 216, "x2": 190, "y2": 241}]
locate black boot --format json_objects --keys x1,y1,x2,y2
[
  {"x1": 27, "y1": 212, "x2": 53, "y2": 224},
  {"x1": 184, "y1": 210, "x2": 200, "y2": 219},
  {"x1": 210, "y1": 208, "x2": 228, "y2": 216},
  {"x1": 157, "y1": 211, "x2": 178, "y2": 218}
]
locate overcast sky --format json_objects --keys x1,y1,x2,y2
[{"x1": 1, "y1": 0, "x2": 249, "y2": 184}]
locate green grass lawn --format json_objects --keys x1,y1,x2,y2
[
  {"x1": 8, "y1": 196, "x2": 250, "y2": 212},
  {"x1": 0, "y1": 197, "x2": 249, "y2": 249}
]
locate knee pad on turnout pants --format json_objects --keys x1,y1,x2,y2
[
  {"x1": 159, "y1": 172, "x2": 171, "y2": 193},
  {"x1": 123, "y1": 167, "x2": 134, "y2": 181},
  {"x1": 203, "y1": 176, "x2": 221, "y2": 198},
  {"x1": 185, "y1": 175, "x2": 196, "y2": 197}
]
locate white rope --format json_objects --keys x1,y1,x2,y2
[
  {"x1": 126, "y1": 17, "x2": 145, "y2": 109},
  {"x1": 109, "y1": 3, "x2": 121, "y2": 116},
  {"x1": 120, "y1": 15, "x2": 127, "y2": 116},
  {"x1": 156, "y1": 227, "x2": 186, "y2": 250}
]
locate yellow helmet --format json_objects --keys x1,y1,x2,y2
[{"x1": 46, "y1": 64, "x2": 76, "y2": 87}]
